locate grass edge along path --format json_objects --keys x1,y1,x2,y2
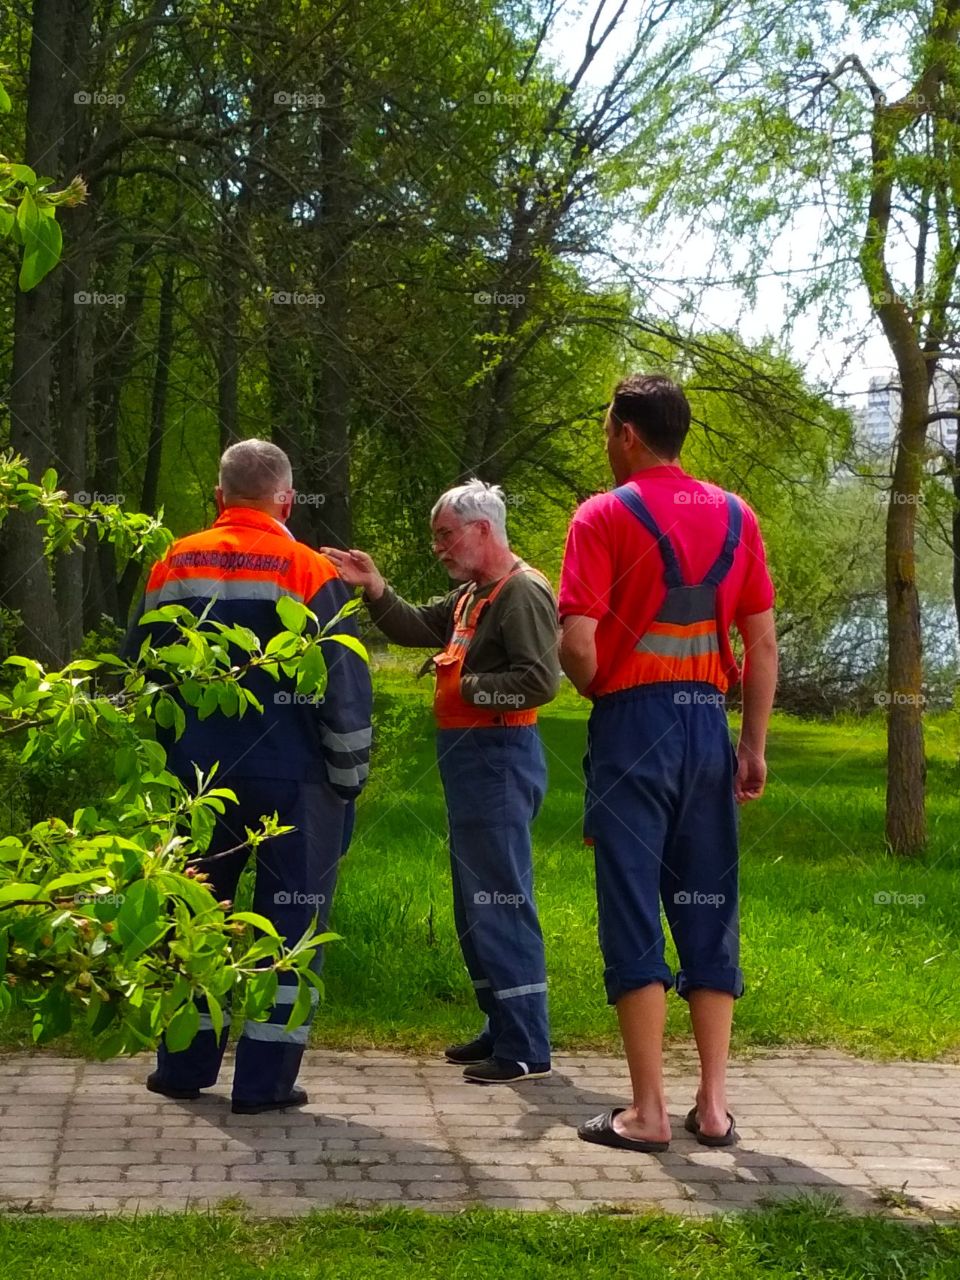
[{"x1": 0, "y1": 1202, "x2": 959, "y2": 1279}]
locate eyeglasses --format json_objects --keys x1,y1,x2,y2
[{"x1": 431, "y1": 520, "x2": 478, "y2": 549}]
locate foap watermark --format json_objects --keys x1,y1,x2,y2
[
  {"x1": 74, "y1": 490, "x2": 125, "y2": 506},
  {"x1": 74, "y1": 291, "x2": 125, "y2": 306},
  {"x1": 74, "y1": 89, "x2": 125, "y2": 106},
  {"x1": 874, "y1": 691, "x2": 926, "y2": 707},
  {"x1": 274, "y1": 890, "x2": 326, "y2": 906},
  {"x1": 876, "y1": 491, "x2": 924, "y2": 505},
  {"x1": 871, "y1": 289, "x2": 928, "y2": 309},
  {"x1": 674, "y1": 490, "x2": 725, "y2": 506},
  {"x1": 874, "y1": 890, "x2": 925, "y2": 906},
  {"x1": 74, "y1": 891, "x2": 125, "y2": 906},
  {"x1": 473, "y1": 290, "x2": 525, "y2": 306},
  {"x1": 271, "y1": 290, "x2": 324, "y2": 306},
  {"x1": 674, "y1": 890, "x2": 726, "y2": 907},
  {"x1": 674, "y1": 690, "x2": 725, "y2": 707},
  {"x1": 474, "y1": 89, "x2": 527, "y2": 106},
  {"x1": 474, "y1": 890, "x2": 526, "y2": 906},
  {"x1": 275, "y1": 691, "x2": 325, "y2": 706},
  {"x1": 475, "y1": 690, "x2": 527, "y2": 708},
  {"x1": 274, "y1": 90, "x2": 326, "y2": 107}
]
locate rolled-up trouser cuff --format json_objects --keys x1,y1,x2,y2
[
  {"x1": 604, "y1": 963, "x2": 674, "y2": 1006},
  {"x1": 675, "y1": 967, "x2": 745, "y2": 1001}
]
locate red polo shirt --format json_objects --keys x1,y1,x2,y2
[{"x1": 558, "y1": 465, "x2": 775, "y2": 697}]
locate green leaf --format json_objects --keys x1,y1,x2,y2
[
  {"x1": 217, "y1": 683, "x2": 239, "y2": 717},
  {"x1": 283, "y1": 979, "x2": 314, "y2": 1033},
  {"x1": 197, "y1": 685, "x2": 220, "y2": 720},
  {"x1": 9, "y1": 163, "x2": 38, "y2": 186},
  {"x1": 0, "y1": 82, "x2": 11, "y2": 113},
  {"x1": 324, "y1": 633, "x2": 369, "y2": 662},
  {"x1": 86, "y1": 994, "x2": 117, "y2": 1036},
  {"x1": 154, "y1": 696, "x2": 176, "y2": 729},
  {"x1": 114, "y1": 746, "x2": 138, "y2": 783},
  {"x1": 32, "y1": 984, "x2": 72, "y2": 1043},
  {"x1": 19, "y1": 201, "x2": 62, "y2": 290},
  {"x1": 190, "y1": 802, "x2": 215, "y2": 853},
  {"x1": 276, "y1": 596, "x2": 308, "y2": 635},
  {"x1": 204, "y1": 991, "x2": 224, "y2": 1038},
  {"x1": 296, "y1": 642, "x2": 326, "y2": 694},
  {"x1": 245, "y1": 968, "x2": 278, "y2": 1020},
  {"x1": 115, "y1": 879, "x2": 165, "y2": 958},
  {"x1": 0, "y1": 882, "x2": 47, "y2": 905},
  {"x1": 229, "y1": 910, "x2": 280, "y2": 939},
  {"x1": 165, "y1": 999, "x2": 200, "y2": 1052}
]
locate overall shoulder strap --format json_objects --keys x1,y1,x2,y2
[
  {"x1": 700, "y1": 493, "x2": 743, "y2": 587},
  {"x1": 613, "y1": 483, "x2": 685, "y2": 589}
]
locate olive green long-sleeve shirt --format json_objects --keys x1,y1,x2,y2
[{"x1": 365, "y1": 564, "x2": 561, "y2": 711}]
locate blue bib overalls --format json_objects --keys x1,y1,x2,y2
[{"x1": 585, "y1": 484, "x2": 746, "y2": 1005}]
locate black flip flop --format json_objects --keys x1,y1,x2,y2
[
  {"x1": 684, "y1": 1106, "x2": 738, "y2": 1147},
  {"x1": 578, "y1": 1108, "x2": 670, "y2": 1153}
]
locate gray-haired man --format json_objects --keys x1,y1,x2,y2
[{"x1": 323, "y1": 479, "x2": 559, "y2": 1082}]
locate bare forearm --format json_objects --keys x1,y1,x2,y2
[
  {"x1": 740, "y1": 643, "x2": 777, "y2": 750},
  {"x1": 559, "y1": 644, "x2": 596, "y2": 695}
]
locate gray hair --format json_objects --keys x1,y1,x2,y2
[
  {"x1": 219, "y1": 439, "x2": 293, "y2": 503},
  {"x1": 431, "y1": 477, "x2": 508, "y2": 542}
]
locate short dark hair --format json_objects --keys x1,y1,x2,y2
[{"x1": 609, "y1": 374, "x2": 690, "y2": 458}]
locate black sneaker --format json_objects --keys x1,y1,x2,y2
[
  {"x1": 231, "y1": 1085, "x2": 309, "y2": 1115},
  {"x1": 444, "y1": 1035, "x2": 494, "y2": 1065},
  {"x1": 146, "y1": 1071, "x2": 202, "y2": 1101},
  {"x1": 463, "y1": 1057, "x2": 551, "y2": 1083}
]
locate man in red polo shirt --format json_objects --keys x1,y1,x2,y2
[{"x1": 558, "y1": 373, "x2": 777, "y2": 1153}]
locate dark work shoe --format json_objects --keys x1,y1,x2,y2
[
  {"x1": 146, "y1": 1071, "x2": 201, "y2": 1101},
  {"x1": 463, "y1": 1057, "x2": 551, "y2": 1084},
  {"x1": 444, "y1": 1035, "x2": 495, "y2": 1065},
  {"x1": 231, "y1": 1085, "x2": 309, "y2": 1115}
]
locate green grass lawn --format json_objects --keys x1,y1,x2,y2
[
  {"x1": 316, "y1": 669, "x2": 960, "y2": 1060},
  {"x1": 0, "y1": 1203, "x2": 958, "y2": 1279},
  {"x1": 2, "y1": 664, "x2": 958, "y2": 1059}
]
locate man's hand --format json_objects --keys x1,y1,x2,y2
[
  {"x1": 319, "y1": 548, "x2": 386, "y2": 601},
  {"x1": 734, "y1": 742, "x2": 767, "y2": 804}
]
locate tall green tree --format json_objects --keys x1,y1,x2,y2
[{"x1": 648, "y1": 0, "x2": 960, "y2": 853}]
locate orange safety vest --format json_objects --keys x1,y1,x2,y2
[
  {"x1": 433, "y1": 562, "x2": 546, "y2": 729},
  {"x1": 602, "y1": 483, "x2": 743, "y2": 695}
]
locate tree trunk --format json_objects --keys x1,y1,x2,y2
[
  {"x1": 53, "y1": 0, "x2": 95, "y2": 655},
  {"x1": 885, "y1": 389, "x2": 928, "y2": 855},
  {"x1": 0, "y1": 0, "x2": 69, "y2": 663},
  {"x1": 117, "y1": 258, "x2": 175, "y2": 619},
  {"x1": 85, "y1": 263, "x2": 148, "y2": 628},
  {"x1": 308, "y1": 61, "x2": 353, "y2": 550},
  {"x1": 217, "y1": 201, "x2": 242, "y2": 454}
]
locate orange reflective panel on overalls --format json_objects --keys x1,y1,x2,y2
[
  {"x1": 607, "y1": 483, "x2": 743, "y2": 694},
  {"x1": 433, "y1": 563, "x2": 545, "y2": 729}
]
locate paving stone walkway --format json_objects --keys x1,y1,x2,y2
[{"x1": 1, "y1": 1049, "x2": 959, "y2": 1218}]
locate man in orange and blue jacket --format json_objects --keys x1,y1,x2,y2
[{"x1": 125, "y1": 439, "x2": 372, "y2": 1114}]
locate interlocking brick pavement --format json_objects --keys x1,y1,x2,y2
[{"x1": 0, "y1": 1049, "x2": 958, "y2": 1217}]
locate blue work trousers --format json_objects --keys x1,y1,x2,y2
[
  {"x1": 154, "y1": 777, "x2": 349, "y2": 1103},
  {"x1": 585, "y1": 683, "x2": 744, "y2": 1005},
  {"x1": 437, "y1": 726, "x2": 551, "y2": 1065}
]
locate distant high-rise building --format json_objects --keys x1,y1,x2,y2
[
  {"x1": 862, "y1": 375, "x2": 898, "y2": 451},
  {"x1": 930, "y1": 369, "x2": 959, "y2": 456},
  {"x1": 853, "y1": 368, "x2": 960, "y2": 456}
]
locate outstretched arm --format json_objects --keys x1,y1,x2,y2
[{"x1": 321, "y1": 546, "x2": 456, "y2": 649}]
